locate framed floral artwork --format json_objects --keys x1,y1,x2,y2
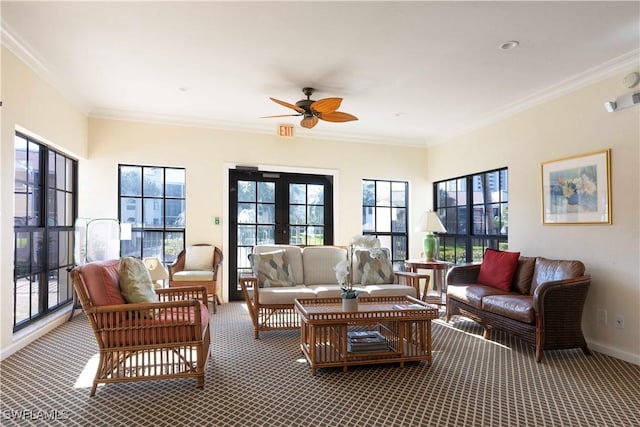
[{"x1": 541, "y1": 149, "x2": 611, "y2": 224}]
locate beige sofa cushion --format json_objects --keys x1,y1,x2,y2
[
  {"x1": 302, "y1": 246, "x2": 347, "y2": 285},
  {"x1": 363, "y1": 284, "x2": 417, "y2": 298},
  {"x1": 257, "y1": 286, "x2": 316, "y2": 304},
  {"x1": 254, "y1": 245, "x2": 304, "y2": 285}
]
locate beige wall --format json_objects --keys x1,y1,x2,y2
[
  {"x1": 427, "y1": 71, "x2": 640, "y2": 364},
  {"x1": 85, "y1": 118, "x2": 432, "y2": 300},
  {"x1": 1, "y1": 47, "x2": 88, "y2": 356}
]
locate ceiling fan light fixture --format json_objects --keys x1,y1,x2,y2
[{"x1": 263, "y1": 87, "x2": 358, "y2": 129}]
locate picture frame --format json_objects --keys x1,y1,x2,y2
[{"x1": 541, "y1": 149, "x2": 611, "y2": 224}]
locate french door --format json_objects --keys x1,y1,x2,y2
[{"x1": 228, "y1": 169, "x2": 334, "y2": 300}]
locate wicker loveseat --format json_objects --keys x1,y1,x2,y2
[
  {"x1": 239, "y1": 245, "x2": 427, "y2": 338},
  {"x1": 446, "y1": 251, "x2": 591, "y2": 362},
  {"x1": 71, "y1": 259, "x2": 211, "y2": 396}
]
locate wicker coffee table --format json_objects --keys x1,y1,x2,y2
[{"x1": 294, "y1": 296, "x2": 439, "y2": 375}]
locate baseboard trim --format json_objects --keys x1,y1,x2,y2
[
  {"x1": 0, "y1": 307, "x2": 74, "y2": 361},
  {"x1": 588, "y1": 340, "x2": 640, "y2": 366}
]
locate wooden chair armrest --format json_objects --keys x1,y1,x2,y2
[
  {"x1": 91, "y1": 299, "x2": 200, "y2": 314},
  {"x1": 157, "y1": 285, "x2": 208, "y2": 305}
]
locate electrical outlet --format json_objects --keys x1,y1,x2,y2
[
  {"x1": 597, "y1": 309, "x2": 607, "y2": 325},
  {"x1": 615, "y1": 315, "x2": 624, "y2": 329}
]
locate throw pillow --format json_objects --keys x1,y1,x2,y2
[
  {"x1": 356, "y1": 249, "x2": 394, "y2": 285},
  {"x1": 184, "y1": 246, "x2": 214, "y2": 271},
  {"x1": 118, "y1": 256, "x2": 158, "y2": 317},
  {"x1": 249, "y1": 250, "x2": 294, "y2": 288},
  {"x1": 476, "y1": 248, "x2": 521, "y2": 292}
]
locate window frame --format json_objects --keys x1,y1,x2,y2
[
  {"x1": 362, "y1": 179, "x2": 409, "y2": 267},
  {"x1": 434, "y1": 167, "x2": 508, "y2": 264},
  {"x1": 13, "y1": 131, "x2": 77, "y2": 331},
  {"x1": 118, "y1": 164, "x2": 186, "y2": 266}
]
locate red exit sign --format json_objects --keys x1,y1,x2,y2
[{"x1": 278, "y1": 124, "x2": 295, "y2": 138}]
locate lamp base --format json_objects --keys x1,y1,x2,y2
[{"x1": 424, "y1": 233, "x2": 437, "y2": 262}]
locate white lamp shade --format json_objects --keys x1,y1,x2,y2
[
  {"x1": 423, "y1": 210, "x2": 447, "y2": 233},
  {"x1": 143, "y1": 257, "x2": 169, "y2": 281}
]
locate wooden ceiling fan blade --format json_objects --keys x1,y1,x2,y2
[
  {"x1": 310, "y1": 97, "x2": 342, "y2": 114},
  {"x1": 261, "y1": 114, "x2": 302, "y2": 118},
  {"x1": 317, "y1": 111, "x2": 358, "y2": 122},
  {"x1": 270, "y1": 97, "x2": 305, "y2": 113},
  {"x1": 300, "y1": 116, "x2": 319, "y2": 129}
]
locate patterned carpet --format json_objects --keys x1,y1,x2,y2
[{"x1": 1, "y1": 302, "x2": 639, "y2": 426}]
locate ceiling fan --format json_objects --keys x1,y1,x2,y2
[{"x1": 262, "y1": 87, "x2": 358, "y2": 129}]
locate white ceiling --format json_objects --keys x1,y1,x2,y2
[{"x1": 2, "y1": 1, "x2": 639, "y2": 146}]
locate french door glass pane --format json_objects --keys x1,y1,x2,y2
[
  {"x1": 238, "y1": 203, "x2": 256, "y2": 223},
  {"x1": 308, "y1": 184, "x2": 324, "y2": 204},
  {"x1": 258, "y1": 182, "x2": 275, "y2": 202},
  {"x1": 307, "y1": 206, "x2": 324, "y2": 225},
  {"x1": 289, "y1": 183, "x2": 306, "y2": 204},
  {"x1": 257, "y1": 225, "x2": 274, "y2": 245},
  {"x1": 238, "y1": 225, "x2": 256, "y2": 245},
  {"x1": 289, "y1": 226, "x2": 306, "y2": 245},
  {"x1": 257, "y1": 203, "x2": 275, "y2": 224},
  {"x1": 289, "y1": 205, "x2": 306, "y2": 224},
  {"x1": 238, "y1": 181, "x2": 256, "y2": 202}
]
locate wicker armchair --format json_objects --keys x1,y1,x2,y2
[
  {"x1": 169, "y1": 244, "x2": 223, "y2": 313},
  {"x1": 71, "y1": 260, "x2": 210, "y2": 396}
]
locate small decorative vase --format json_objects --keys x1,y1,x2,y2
[{"x1": 342, "y1": 297, "x2": 358, "y2": 312}]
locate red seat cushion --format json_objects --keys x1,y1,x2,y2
[
  {"x1": 477, "y1": 249, "x2": 521, "y2": 292},
  {"x1": 99, "y1": 302, "x2": 209, "y2": 347}
]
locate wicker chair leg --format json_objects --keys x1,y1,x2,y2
[{"x1": 482, "y1": 327, "x2": 490, "y2": 340}]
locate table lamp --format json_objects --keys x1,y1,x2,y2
[
  {"x1": 423, "y1": 211, "x2": 447, "y2": 261},
  {"x1": 143, "y1": 257, "x2": 169, "y2": 289}
]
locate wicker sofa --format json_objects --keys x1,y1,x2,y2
[
  {"x1": 446, "y1": 253, "x2": 591, "y2": 362},
  {"x1": 239, "y1": 245, "x2": 425, "y2": 338}
]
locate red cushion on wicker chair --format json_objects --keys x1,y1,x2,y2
[
  {"x1": 78, "y1": 260, "x2": 126, "y2": 306},
  {"x1": 477, "y1": 248, "x2": 521, "y2": 291},
  {"x1": 99, "y1": 302, "x2": 209, "y2": 347}
]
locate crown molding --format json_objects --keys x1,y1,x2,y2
[
  {"x1": 1, "y1": 20, "x2": 91, "y2": 114},
  {"x1": 89, "y1": 108, "x2": 429, "y2": 148},
  {"x1": 445, "y1": 49, "x2": 640, "y2": 142}
]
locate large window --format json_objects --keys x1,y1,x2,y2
[
  {"x1": 362, "y1": 179, "x2": 408, "y2": 267},
  {"x1": 118, "y1": 165, "x2": 186, "y2": 265},
  {"x1": 13, "y1": 132, "x2": 77, "y2": 330},
  {"x1": 434, "y1": 168, "x2": 508, "y2": 264}
]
